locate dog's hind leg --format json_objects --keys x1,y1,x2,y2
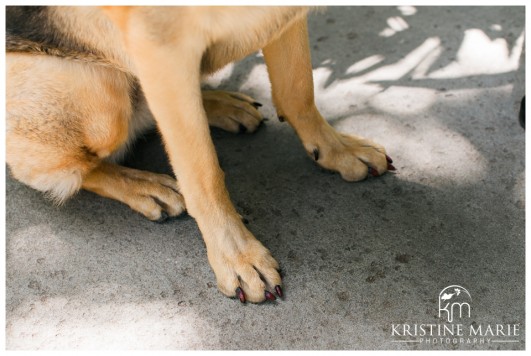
[
  {"x1": 263, "y1": 16, "x2": 394, "y2": 181},
  {"x1": 7, "y1": 53, "x2": 185, "y2": 221}
]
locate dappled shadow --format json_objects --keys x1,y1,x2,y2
[
  {"x1": 309, "y1": 6, "x2": 523, "y2": 88},
  {"x1": 202, "y1": 7, "x2": 524, "y2": 98}
]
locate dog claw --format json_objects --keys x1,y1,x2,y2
[
  {"x1": 252, "y1": 101, "x2": 263, "y2": 108},
  {"x1": 154, "y1": 211, "x2": 169, "y2": 223},
  {"x1": 236, "y1": 287, "x2": 246, "y2": 303},
  {"x1": 368, "y1": 167, "x2": 379, "y2": 177},
  {"x1": 275, "y1": 285, "x2": 283, "y2": 298},
  {"x1": 278, "y1": 115, "x2": 285, "y2": 122},
  {"x1": 386, "y1": 155, "x2": 393, "y2": 164},
  {"x1": 238, "y1": 123, "x2": 247, "y2": 134},
  {"x1": 265, "y1": 291, "x2": 276, "y2": 301},
  {"x1": 313, "y1": 148, "x2": 320, "y2": 161},
  {"x1": 387, "y1": 164, "x2": 396, "y2": 171}
]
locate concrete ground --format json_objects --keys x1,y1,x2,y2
[{"x1": 5, "y1": 6, "x2": 525, "y2": 350}]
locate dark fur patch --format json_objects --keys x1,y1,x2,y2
[
  {"x1": 6, "y1": 6, "x2": 127, "y2": 73},
  {"x1": 7, "y1": 7, "x2": 87, "y2": 56},
  {"x1": 128, "y1": 78, "x2": 145, "y2": 112},
  {"x1": 7, "y1": 6, "x2": 52, "y2": 48},
  {"x1": 7, "y1": 6, "x2": 141, "y2": 116}
]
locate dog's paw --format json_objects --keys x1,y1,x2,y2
[
  {"x1": 205, "y1": 224, "x2": 282, "y2": 303},
  {"x1": 125, "y1": 171, "x2": 186, "y2": 222},
  {"x1": 84, "y1": 164, "x2": 186, "y2": 222},
  {"x1": 203, "y1": 90, "x2": 265, "y2": 133},
  {"x1": 304, "y1": 126, "x2": 395, "y2": 182}
]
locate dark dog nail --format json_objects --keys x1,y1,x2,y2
[
  {"x1": 265, "y1": 291, "x2": 276, "y2": 301},
  {"x1": 388, "y1": 164, "x2": 396, "y2": 171},
  {"x1": 154, "y1": 211, "x2": 169, "y2": 223},
  {"x1": 278, "y1": 115, "x2": 285, "y2": 122},
  {"x1": 241, "y1": 217, "x2": 249, "y2": 224},
  {"x1": 275, "y1": 285, "x2": 283, "y2": 298},
  {"x1": 313, "y1": 148, "x2": 320, "y2": 161},
  {"x1": 236, "y1": 287, "x2": 246, "y2": 303},
  {"x1": 238, "y1": 124, "x2": 247, "y2": 134},
  {"x1": 386, "y1": 155, "x2": 393, "y2": 164},
  {"x1": 252, "y1": 102, "x2": 263, "y2": 108},
  {"x1": 368, "y1": 167, "x2": 379, "y2": 177}
]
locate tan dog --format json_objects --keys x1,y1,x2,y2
[{"x1": 6, "y1": 6, "x2": 393, "y2": 303}]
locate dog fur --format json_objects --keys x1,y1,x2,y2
[{"x1": 6, "y1": 6, "x2": 390, "y2": 303}]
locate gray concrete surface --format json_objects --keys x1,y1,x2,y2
[{"x1": 5, "y1": 6, "x2": 525, "y2": 350}]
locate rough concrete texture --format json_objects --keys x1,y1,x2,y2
[{"x1": 5, "y1": 6, "x2": 525, "y2": 350}]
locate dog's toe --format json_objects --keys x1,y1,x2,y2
[
  {"x1": 207, "y1": 229, "x2": 283, "y2": 304},
  {"x1": 305, "y1": 130, "x2": 393, "y2": 182},
  {"x1": 85, "y1": 164, "x2": 186, "y2": 221},
  {"x1": 224, "y1": 260, "x2": 282, "y2": 304}
]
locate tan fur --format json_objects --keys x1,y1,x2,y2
[{"x1": 6, "y1": 6, "x2": 388, "y2": 303}]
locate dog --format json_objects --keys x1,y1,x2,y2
[{"x1": 6, "y1": 6, "x2": 394, "y2": 303}]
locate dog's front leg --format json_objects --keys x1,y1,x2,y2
[
  {"x1": 263, "y1": 16, "x2": 394, "y2": 181},
  {"x1": 103, "y1": 7, "x2": 281, "y2": 303}
]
